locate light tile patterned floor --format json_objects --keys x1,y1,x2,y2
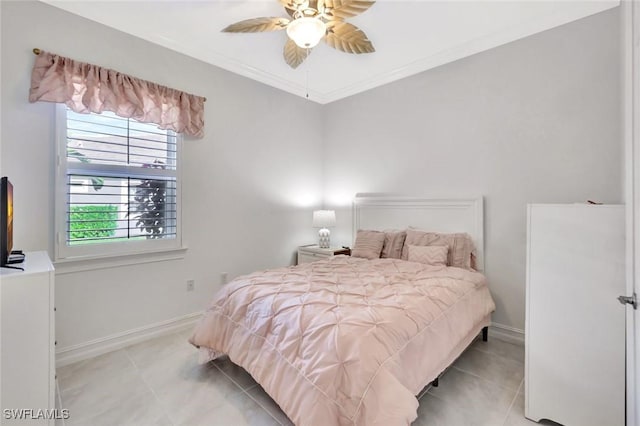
[{"x1": 56, "y1": 330, "x2": 551, "y2": 426}]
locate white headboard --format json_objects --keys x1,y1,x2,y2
[{"x1": 352, "y1": 194, "x2": 485, "y2": 271}]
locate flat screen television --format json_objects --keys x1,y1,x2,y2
[{"x1": 1, "y1": 177, "x2": 13, "y2": 267}]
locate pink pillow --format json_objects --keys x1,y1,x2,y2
[
  {"x1": 380, "y1": 230, "x2": 406, "y2": 259},
  {"x1": 401, "y1": 229, "x2": 475, "y2": 269},
  {"x1": 407, "y1": 245, "x2": 448, "y2": 266},
  {"x1": 352, "y1": 230, "x2": 386, "y2": 260}
]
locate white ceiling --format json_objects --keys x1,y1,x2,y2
[{"x1": 42, "y1": 0, "x2": 619, "y2": 104}]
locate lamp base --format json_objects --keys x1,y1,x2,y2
[{"x1": 318, "y1": 228, "x2": 331, "y2": 249}]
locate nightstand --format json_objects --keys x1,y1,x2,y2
[{"x1": 297, "y1": 245, "x2": 351, "y2": 265}]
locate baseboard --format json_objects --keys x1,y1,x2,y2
[
  {"x1": 55, "y1": 311, "x2": 203, "y2": 368},
  {"x1": 489, "y1": 322, "x2": 525, "y2": 346}
]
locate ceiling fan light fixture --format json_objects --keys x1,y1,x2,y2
[
  {"x1": 286, "y1": 17, "x2": 327, "y2": 49},
  {"x1": 222, "y1": 0, "x2": 375, "y2": 69}
]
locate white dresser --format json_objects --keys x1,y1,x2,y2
[
  {"x1": 1, "y1": 251, "x2": 55, "y2": 425},
  {"x1": 525, "y1": 204, "x2": 625, "y2": 426}
]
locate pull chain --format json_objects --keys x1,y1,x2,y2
[{"x1": 305, "y1": 48, "x2": 310, "y2": 99}]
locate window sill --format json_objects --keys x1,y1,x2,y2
[{"x1": 54, "y1": 246, "x2": 188, "y2": 275}]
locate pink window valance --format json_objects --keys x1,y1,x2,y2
[{"x1": 29, "y1": 50, "x2": 205, "y2": 138}]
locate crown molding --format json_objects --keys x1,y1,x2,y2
[
  {"x1": 132, "y1": 33, "x2": 334, "y2": 105},
  {"x1": 180, "y1": 0, "x2": 617, "y2": 104},
  {"x1": 41, "y1": 0, "x2": 618, "y2": 105}
]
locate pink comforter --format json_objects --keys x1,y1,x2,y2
[{"x1": 190, "y1": 256, "x2": 495, "y2": 425}]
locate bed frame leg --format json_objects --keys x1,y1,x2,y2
[
  {"x1": 432, "y1": 377, "x2": 439, "y2": 387},
  {"x1": 482, "y1": 326, "x2": 488, "y2": 342}
]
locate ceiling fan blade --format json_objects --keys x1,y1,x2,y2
[
  {"x1": 323, "y1": 0, "x2": 375, "y2": 19},
  {"x1": 284, "y1": 39, "x2": 311, "y2": 69},
  {"x1": 324, "y1": 21, "x2": 374, "y2": 54},
  {"x1": 222, "y1": 17, "x2": 289, "y2": 33},
  {"x1": 279, "y1": 0, "x2": 312, "y2": 12},
  {"x1": 279, "y1": 0, "x2": 297, "y2": 18},
  {"x1": 281, "y1": 0, "x2": 319, "y2": 17}
]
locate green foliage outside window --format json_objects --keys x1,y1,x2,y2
[
  {"x1": 69, "y1": 205, "x2": 118, "y2": 240},
  {"x1": 132, "y1": 178, "x2": 167, "y2": 239},
  {"x1": 131, "y1": 162, "x2": 168, "y2": 239}
]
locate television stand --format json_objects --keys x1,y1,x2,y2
[
  {"x1": 2, "y1": 251, "x2": 25, "y2": 270},
  {"x1": 1, "y1": 251, "x2": 55, "y2": 423},
  {"x1": 1, "y1": 265, "x2": 24, "y2": 271},
  {"x1": 7, "y1": 252, "x2": 25, "y2": 263}
]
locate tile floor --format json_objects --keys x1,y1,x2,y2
[{"x1": 56, "y1": 329, "x2": 553, "y2": 426}]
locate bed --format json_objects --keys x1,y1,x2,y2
[{"x1": 189, "y1": 196, "x2": 496, "y2": 425}]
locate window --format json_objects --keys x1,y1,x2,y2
[{"x1": 55, "y1": 106, "x2": 182, "y2": 260}]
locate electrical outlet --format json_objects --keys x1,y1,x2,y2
[
  {"x1": 221, "y1": 272, "x2": 228, "y2": 284},
  {"x1": 186, "y1": 280, "x2": 195, "y2": 292}
]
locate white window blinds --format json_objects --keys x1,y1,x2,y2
[{"x1": 57, "y1": 108, "x2": 181, "y2": 258}]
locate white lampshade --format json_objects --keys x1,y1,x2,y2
[
  {"x1": 313, "y1": 210, "x2": 336, "y2": 228},
  {"x1": 286, "y1": 17, "x2": 327, "y2": 49}
]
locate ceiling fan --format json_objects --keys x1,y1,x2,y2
[{"x1": 222, "y1": 0, "x2": 376, "y2": 69}]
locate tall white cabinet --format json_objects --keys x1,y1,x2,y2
[
  {"x1": 1, "y1": 251, "x2": 55, "y2": 425},
  {"x1": 525, "y1": 204, "x2": 625, "y2": 426}
]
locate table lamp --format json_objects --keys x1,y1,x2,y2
[{"x1": 313, "y1": 210, "x2": 336, "y2": 249}]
